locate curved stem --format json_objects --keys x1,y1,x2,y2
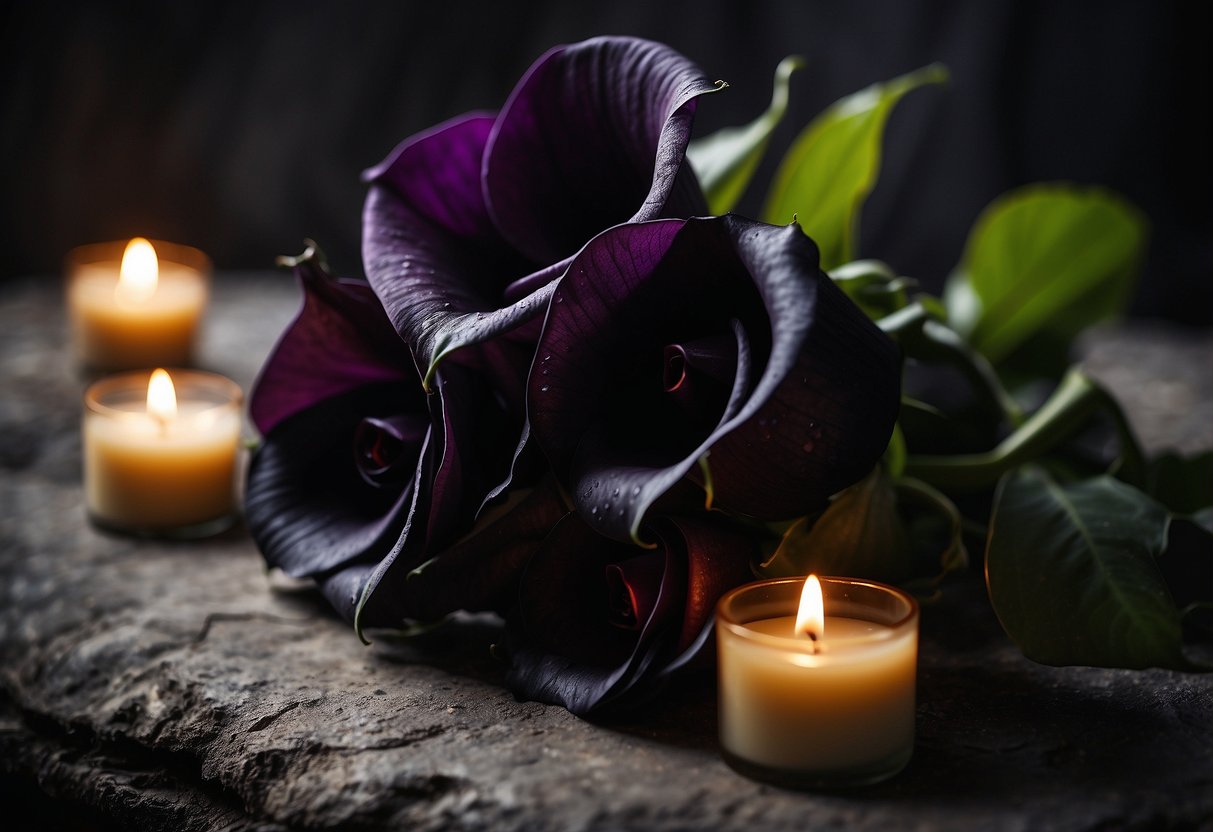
[
  {"x1": 878, "y1": 302, "x2": 1023, "y2": 426},
  {"x1": 904, "y1": 368, "x2": 1146, "y2": 491}
]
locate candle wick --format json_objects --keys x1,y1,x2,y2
[{"x1": 807, "y1": 630, "x2": 819, "y2": 655}]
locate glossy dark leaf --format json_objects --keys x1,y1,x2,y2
[
  {"x1": 986, "y1": 467, "x2": 1184, "y2": 669},
  {"x1": 527, "y1": 215, "x2": 901, "y2": 545}
]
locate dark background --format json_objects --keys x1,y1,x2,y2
[{"x1": 2, "y1": 1, "x2": 1210, "y2": 323}]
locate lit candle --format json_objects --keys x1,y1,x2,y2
[
  {"x1": 67, "y1": 238, "x2": 210, "y2": 371},
  {"x1": 716, "y1": 575, "x2": 919, "y2": 789},
  {"x1": 83, "y1": 368, "x2": 243, "y2": 537}
]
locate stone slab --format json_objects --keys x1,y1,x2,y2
[{"x1": 2, "y1": 274, "x2": 1211, "y2": 830}]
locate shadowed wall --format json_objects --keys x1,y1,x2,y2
[{"x1": 2, "y1": 0, "x2": 1209, "y2": 322}]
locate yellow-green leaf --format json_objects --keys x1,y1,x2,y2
[
  {"x1": 762, "y1": 64, "x2": 947, "y2": 269},
  {"x1": 687, "y1": 56, "x2": 805, "y2": 215}
]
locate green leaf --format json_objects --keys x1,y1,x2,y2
[
  {"x1": 758, "y1": 468, "x2": 912, "y2": 583},
  {"x1": 944, "y1": 184, "x2": 1148, "y2": 365},
  {"x1": 762, "y1": 64, "x2": 948, "y2": 270},
  {"x1": 687, "y1": 56, "x2": 805, "y2": 215},
  {"x1": 985, "y1": 467, "x2": 1184, "y2": 669},
  {"x1": 828, "y1": 259, "x2": 913, "y2": 320}
]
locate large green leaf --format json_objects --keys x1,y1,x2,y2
[
  {"x1": 985, "y1": 467, "x2": 1183, "y2": 669},
  {"x1": 687, "y1": 56, "x2": 804, "y2": 215},
  {"x1": 944, "y1": 184, "x2": 1148, "y2": 365},
  {"x1": 762, "y1": 64, "x2": 947, "y2": 270}
]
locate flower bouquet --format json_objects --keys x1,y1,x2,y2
[{"x1": 245, "y1": 37, "x2": 1211, "y2": 715}]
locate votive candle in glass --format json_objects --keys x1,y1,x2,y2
[
  {"x1": 83, "y1": 368, "x2": 242, "y2": 537},
  {"x1": 716, "y1": 575, "x2": 919, "y2": 789},
  {"x1": 67, "y1": 237, "x2": 210, "y2": 371}
]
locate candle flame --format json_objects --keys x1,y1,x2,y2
[
  {"x1": 147, "y1": 368, "x2": 177, "y2": 423},
  {"x1": 116, "y1": 237, "x2": 158, "y2": 304},
  {"x1": 795, "y1": 574, "x2": 825, "y2": 643}
]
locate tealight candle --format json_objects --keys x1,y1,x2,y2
[
  {"x1": 67, "y1": 238, "x2": 210, "y2": 371},
  {"x1": 716, "y1": 575, "x2": 919, "y2": 789},
  {"x1": 83, "y1": 368, "x2": 243, "y2": 537}
]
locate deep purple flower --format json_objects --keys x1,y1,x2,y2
[
  {"x1": 505, "y1": 512, "x2": 757, "y2": 715},
  {"x1": 244, "y1": 248, "x2": 424, "y2": 620},
  {"x1": 353, "y1": 37, "x2": 721, "y2": 626},
  {"x1": 526, "y1": 215, "x2": 902, "y2": 546},
  {"x1": 361, "y1": 37, "x2": 720, "y2": 381}
]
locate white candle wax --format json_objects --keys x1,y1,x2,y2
[
  {"x1": 716, "y1": 577, "x2": 919, "y2": 788},
  {"x1": 67, "y1": 238, "x2": 210, "y2": 370},
  {"x1": 83, "y1": 369, "x2": 242, "y2": 536}
]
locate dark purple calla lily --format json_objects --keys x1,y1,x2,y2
[
  {"x1": 352, "y1": 37, "x2": 722, "y2": 628},
  {"x1": 505, "y1": 513, "x2": 756, "y2": 715},
  {"x1": 527, "y1": 215, "x2": 902, "y2": 545},
  {"x1": 366, "y1": 474, "x2": 570, "y2": 626},
  {"x1": 245, "y1": 248, "x2": 424, "y2": 585},
  {"x1": 361, "y1": 36, "x2": 721, "y2": 384}
]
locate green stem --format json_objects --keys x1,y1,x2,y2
[
  {"x1": 904, "y1": 368, "x2": 1146, "y2": 491},
  {"x1": 877, "y1": 303, "x2": 1023, "y2": 426}
]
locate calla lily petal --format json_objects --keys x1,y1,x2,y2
[
  {"x1": 245, "y1": 251, "x2": 425, "y2": 578},
  {"x1": 246, "y1": 385, "x2": 427, "y2": 578},
  {"x1": 249, "y1": 249, "x2": 416, "y2": 435},
  {"x1": 528, "y1": 216, "x2": 901, "y2": 544},
  {"x1": 506, "y1": 514, "x2": 754, "y2": 715},
  {"x1": 362, "y1": 114, "x2": 543, "y2": 382},
  {"x1": 484, "y1": 36, "x2": 720, "y2": 265}
]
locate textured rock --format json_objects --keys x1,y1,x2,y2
[{"x1": 2, "y1": 274, "x2": 1211, "y2": 831}]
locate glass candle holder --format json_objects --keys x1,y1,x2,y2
[
  {"x1": 66, "y1": 238, "x2": 211, "y2": 371},
  {"x1": 83, "y1": 369, "x2": 242, "y2": 538},
  {"x1": 716, "y1": 576, "x2": 919, "y2": 789}
]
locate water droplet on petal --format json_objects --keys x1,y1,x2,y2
[
  {"x1": 540, "y1": 385, "x2": 549, "y2": 392},
  {"x1": 802, "y1": 441, "x2": 814, "y2": 453}
]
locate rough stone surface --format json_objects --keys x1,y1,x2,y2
[{"x1": 2, "y1": 275, "x2": 1211, "y2": 831}]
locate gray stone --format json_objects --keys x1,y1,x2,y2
[{"x1": 2, "y1": 275, "x2": 1211, "y2": 831}]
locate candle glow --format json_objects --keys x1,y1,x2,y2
[
  {"x1": 147, "y1": 368, "x2": 178, "y2": 424},
  {"x1": 116, "y1": 237, "x2": 159, "y2": 305},
  {"x1": 795, "y1": 574, "x2": 825, "y2": 644}
]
